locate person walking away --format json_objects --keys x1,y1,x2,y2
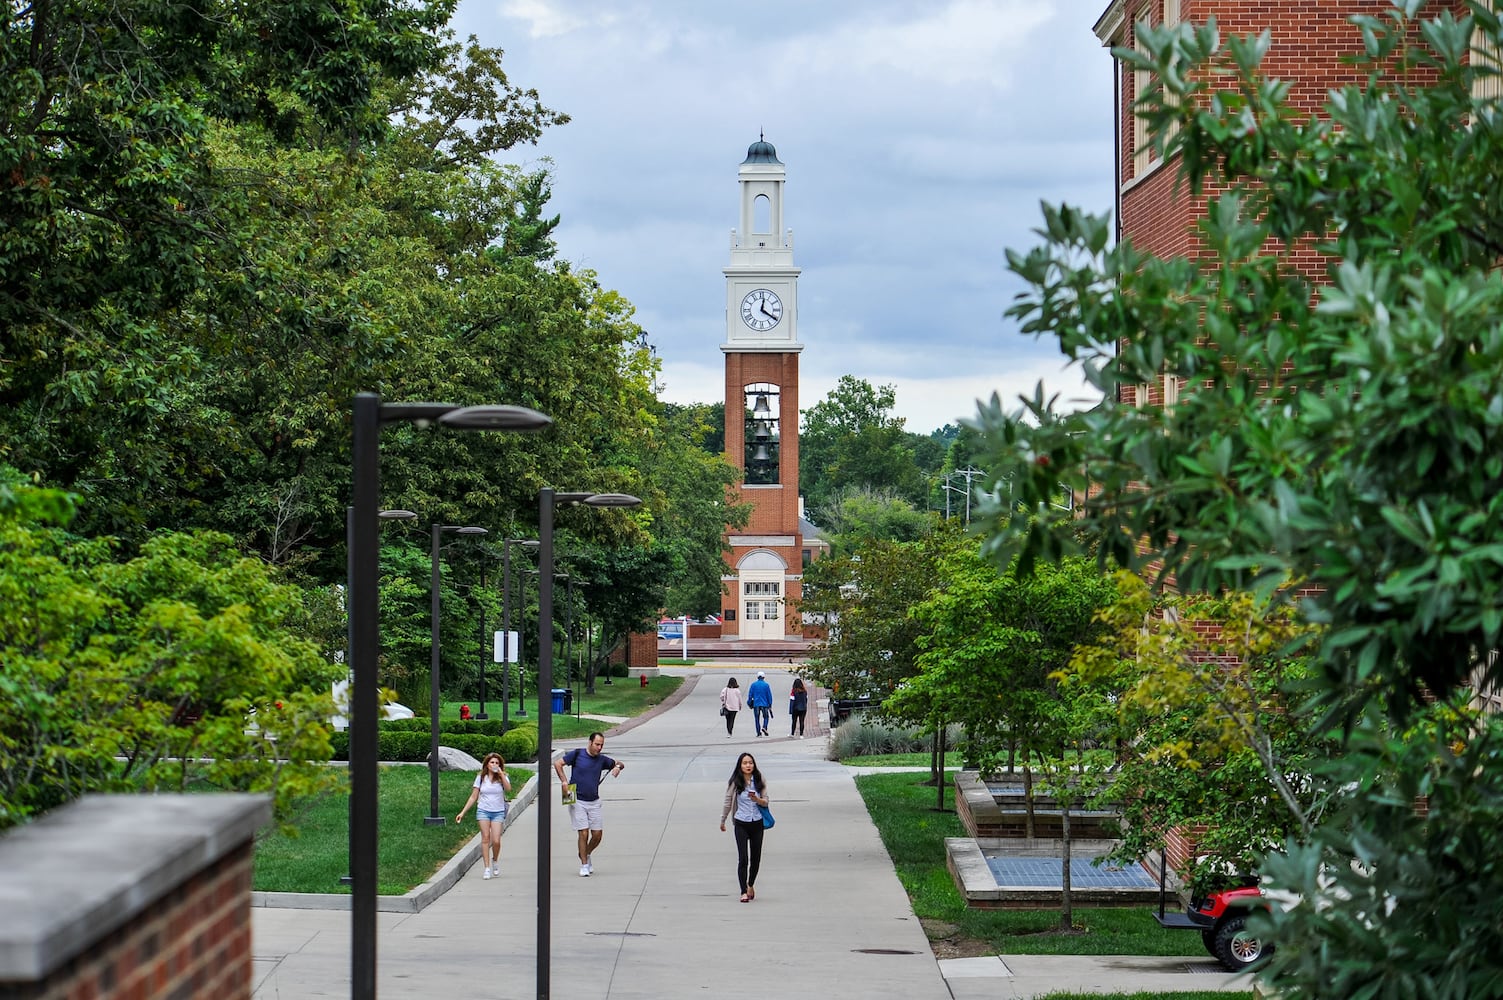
[
  {"x1": 789, "y1": 678, "x2": 808, "y2": 738},
  {"x1": 719, "y1": 752, "x2": 769, "y2": 902},
  {"x1": 554, "y1": 732, "x2": 625, "y2": 876},
  {"x1": 747, "y1": 671, "x2": 773, "y2": 736},
  {"x1": 720, "y1": 677, "x2": 743, "y2": 737},
  {"x1": 456, "y1": 752, "x2": 512, "y2": 879}
]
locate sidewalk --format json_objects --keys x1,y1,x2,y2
[{"x1": 251, "y1": 667, "x2": 1248, "y2": 999}]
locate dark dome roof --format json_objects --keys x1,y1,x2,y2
[{"x1": 742, "y1": 138, "x2": 782, "y2": 165}]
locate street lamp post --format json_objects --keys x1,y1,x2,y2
[
  {"x1": 428, "y1": 523, "x2": 487, "y2": 825},
  {"x1": 477, "y1": 561, "x2": 489, "y2": 721},
  {"x1": 536, "y1": 489, "x2": 641, "y2": 1000},
  {"x1": 560, "y1": 573, "x2": 572, "y2": 697},
  {"x1": 349, "y1": 394, "x2": 549, "y2": 1000},
  {"x1": 501, "y1": 538, "x2": 539, "y2": 727}
]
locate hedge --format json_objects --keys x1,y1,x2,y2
[
  {"x1": 330, "y1": 723, "x2": 538, "y2": 763},
  {"x1": 377, "y1": 718, "x2": 514, "y2": 737}
]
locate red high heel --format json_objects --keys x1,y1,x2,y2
[{"x1": 746, "y1": 886, "x2": 755, "y2": 901}]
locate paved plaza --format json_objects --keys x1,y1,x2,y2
[{"x1": 251, "y1": 666, "x2": 1251, "y2": 999}]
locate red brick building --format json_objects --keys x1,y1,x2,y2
[
  {"x1": 1095, "y1": 0, "x2": 1470, "y2": 414},
  {"x1": 1092, "y1": 0, "x2": 1481, "y2": 876}
]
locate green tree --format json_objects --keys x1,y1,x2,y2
[
  {"x1": 1, "y1": 0, "x2": 455, "y2": 335},
  {"x1": 816, "y1": 487, "x2": 936, "y2": 555},
  {"x1": 632, "y1": 403, "x2": 748, "y2": 619},
  {"x1": 799, "y1": 531, "x2": 953, "y2": 709},
  {"x1": 0, "y1": 475, "x2": 338, "y2": 830},
  {"x1": 971, "y1": 6, "x2": 1503, "y2": 995},
  {"x1": 1069, "y1": 574, "x2": 1327, "y2": 893},
  {"x1": 893, "y1": 545, "x2": 1118, "y2": 812},
  {"x1": 800, "y1": 376, "x2": 924, "y2": 514}
]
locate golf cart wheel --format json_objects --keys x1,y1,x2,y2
[
  {"x1": 1214, "y1": 915, "x2": 1270, "y2": 971},
  {"x1": 1201, "y1": 929, "x2": 1218, "y2": 957}
]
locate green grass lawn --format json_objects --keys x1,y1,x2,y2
[
  {"x1": 458, "y1": 675, "x2": 683, "y2": 741},
  {"x1": 842, "y1": 751, "x2": 964, "y2": 768},
  {"x1": 854, "y1": 771, "x2": 1209, "y2": 958},
  {"x1": 438, "y1": 675, "x2": 680, "y2": 728},
  {"x1": 254, "y1": 764, "x2": 532, "y2": 895},
  {"x1": 253, "y1": 679, "x2": 680, "y2": 894}
]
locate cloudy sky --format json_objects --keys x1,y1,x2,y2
[{"x1": 449, "y1": 0, "x2": 1115, "y2": 434}]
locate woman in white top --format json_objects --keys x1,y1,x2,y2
[
  {"x1": 719, "y1": 677, "x2": 743, "y2": 737},
  {"x1": 457, "y1": 752, "x2": 511, "y2": 879},
  {"x1": 718, "y1": 752, "x2": 769, "y2": 902}
]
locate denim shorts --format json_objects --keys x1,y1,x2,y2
[{"x1": 478, "y1": 808, "x2": 507, "y2": 823}]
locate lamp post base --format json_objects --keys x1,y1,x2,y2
[
  {"x1": 423, "y1": 816, "x2": 446, "y2": 827},
  {"x1": 476, "y1": 712, "x2": 489, "y2": 720}
]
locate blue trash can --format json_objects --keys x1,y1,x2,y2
[{"x1": 550, "y1": 688, "x2": 567, "y2": 713}]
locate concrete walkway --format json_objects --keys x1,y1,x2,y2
[{"x1": 252, "y1": 666, "x2": 1250, "y2": 999}]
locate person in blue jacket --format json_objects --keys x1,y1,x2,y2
[{"x1": 747, "y1": 671, "x2": 773, "y2": 737}]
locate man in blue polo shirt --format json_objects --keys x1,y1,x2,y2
[{"x1": 554, "y1": 732, "x2": 625, "y2": 876}]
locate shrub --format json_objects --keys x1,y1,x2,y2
[
  {"x1": 499, "y1": 724, "x2": 538, "y2": 762},
  {"x1": 827, "y1": 718, "x2": 962, "y2": 760},
  {"x1": 331, "y1": 723, "x2": 540, "y2": 763}
]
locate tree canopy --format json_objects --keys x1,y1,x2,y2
[{"x1": 971, "y1": 5, "x2": 1503, "y2": 996}]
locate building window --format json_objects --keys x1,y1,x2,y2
[
  {"x1": 1474, "y1": 5, "x2": 1502, "y2": 104},
  {"x1": 1131, "y1": 0, "x2": 1182, "y2": 180},
  {"x1": 744, "y1": 581, "x2": 781, "y2": 596}
]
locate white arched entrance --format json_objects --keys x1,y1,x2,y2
[{"x1": 737, "y1": 549, "x2": 786, "y2": 641}]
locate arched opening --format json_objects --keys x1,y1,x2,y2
[
  {"x1": 753, "y1": 193, "x2": 771, "y2": 234},
  {"x1": 743, "y1": 382, "x2": 780, "y2": 484}
]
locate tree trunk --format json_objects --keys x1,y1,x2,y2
[
  {"x1": 935, "y1": 725, "x2": 948, "y2": 810},
  {"x1": 1023, "y1": 760, "x2": 1035, "y2": 840}
]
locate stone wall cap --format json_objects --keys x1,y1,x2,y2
[{"x1": 0, "y1": 793, "x2": 270, "y2": 981}]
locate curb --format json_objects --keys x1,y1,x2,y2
[{"x1": 251, "y1": 772, "x2": 540, "y2": 913}]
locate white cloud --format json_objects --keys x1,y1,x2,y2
[{"x1": 453, "y1": 0, "x2": 1115, "y2": 432}]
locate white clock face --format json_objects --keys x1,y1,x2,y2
[{"x1": 740, "y1": 289, "x2": 783, "y2": 331}]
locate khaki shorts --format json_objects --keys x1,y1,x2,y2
[{"x1": 570, "y1": 798, "x2": 603, "y2": 831}]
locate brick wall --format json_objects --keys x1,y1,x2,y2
[
  {"x1": 7, "y1": 849, "x2": 254, "y2": 1000},
  {"x1": 0, "y1": 795, "x2": 270, "y2": 1000}
]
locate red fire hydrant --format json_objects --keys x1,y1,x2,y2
[
  {"x1": 639, "y1": 673, "x2": 648, "y2": 688},
  {"x1": 460, "y1": 704, "x2": 471, "y2": 720}
]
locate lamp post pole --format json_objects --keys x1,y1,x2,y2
[
  {"x1": 562, "y1": 573, "x2": 573, "y2": 699},
  {"x1": 349, "y1": 394, "x2": 548, "y2": 1000},
  {"x1": 536, "y1": 490, "x2": 641, "y2": 1000},
  {"x1": 477, "y1": 561, "x2": 488, "y2": 721},
  {"x1": 502, "y1": 538, "x2": 539, "y2": 726},
  {"x1": 429, "y1": 523, "x2": 487, "y2": 825},
  {"x1": 501, "y1": 542, "x2": 511, "y2": 728}
]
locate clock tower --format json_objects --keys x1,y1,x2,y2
[{"x1": 721, "y1": 136, "x2": 807, "y2": 641}]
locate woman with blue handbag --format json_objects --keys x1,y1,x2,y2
[{"x1": 719, "y1": 752, "x2": 770, "y2": 903}]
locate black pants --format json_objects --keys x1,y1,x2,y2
[
  {"x1": 790, "y1": 709, "x2": 806, "y2": 735},
  {"x1": 724, "y1": 709, "x2": 737, "y2": 734},
  {"x1": 733, "y1": 817, "x2": 764, "y2": 893}
]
